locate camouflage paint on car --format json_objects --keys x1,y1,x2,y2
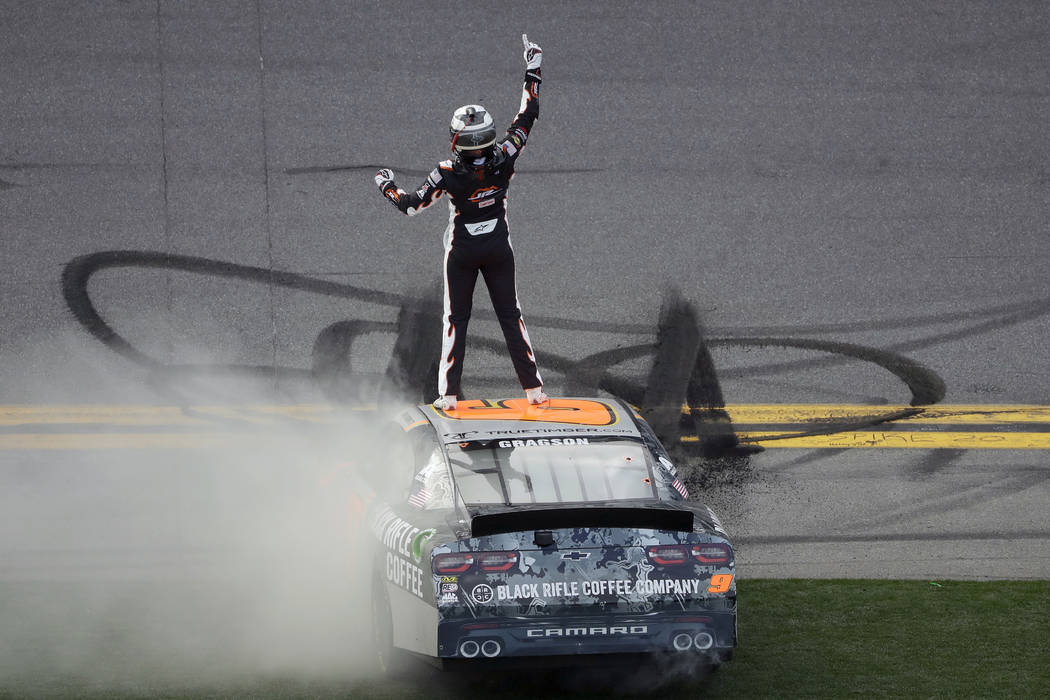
[{"x1": 368, "y1": 397, "x2": 738, "y2": 661}]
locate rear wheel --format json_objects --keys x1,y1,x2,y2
[{"x1": 371, "y1": 574, "x2": 400, "y2": 676}]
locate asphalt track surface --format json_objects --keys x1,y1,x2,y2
[{"x1": 1, "y1": 0, "x2": 1049, "y2": 693}]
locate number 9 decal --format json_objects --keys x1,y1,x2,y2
[{"x1": 708, "y1": 573, "x2": 734, "y2": 594}]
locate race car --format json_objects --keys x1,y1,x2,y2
[{"x1": 364, "y1": 397, "x2": 736, "y2": 671}]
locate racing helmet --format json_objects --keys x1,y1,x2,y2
[{"x1": 449, "y1": 104, "x2": 497, "y2": 161}]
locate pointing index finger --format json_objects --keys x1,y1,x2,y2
[{"x1": 522, "y1": 33, "x2": 529, "y2": 49}]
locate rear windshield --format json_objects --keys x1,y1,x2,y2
[{"x1": 447, "y1": 437, "x2": 656, "y2": 505}]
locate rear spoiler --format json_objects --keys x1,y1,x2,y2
[{"x1": 468, "y1": 504, "x2": 694, "y2": 537}]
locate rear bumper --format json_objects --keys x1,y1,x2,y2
[{"x1": 437, "y1": 611, "x2": 736, "y2": 659}]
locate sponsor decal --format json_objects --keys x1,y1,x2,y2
[
  {"x1": 466, "y1": 219, "x2": 497, "y2": 235},
  {"x1": 386, "y1": 551, "x2": 424, "y2": 598},
  {"x1": 411, "y1": 528, "x2": 437, "y2": 562},
  {"x1": 672, "y1": 478, "x2": 689, "y2": 499},
  {"x1": 494, "y1": 578, "x2": 703, "y2": 601},
  {"x1": 468, "y1": 186, "x2": 501, "y2": 202},
  {"x1": 496, "y1": 437, "x2": 590, "y2": 448},
  {"x1": 496, "y1": 581, "x2": 577, "y2": 600},
  {"x1": 439, "y1": 577, "x2": 460, "y2": 604},
  {"x1": 408, "y1": 488, "x2": 430, "y2": 509},
  {"x1": 709, "y1": 573, "x2": 734, "y2": 593},
  {"x1": 444, "y1": 427, "x2": 627, "y2": 439},
  {"x1": 526, "y1": 625, "x2": 648, "y2": 638},
  {"x1": 471, "y1": 583, "x2": 494, "y2": 604},
  {"x1": 371, "y1": 507, "x2": 433, "y2": 563},
  {"x1": 560, "y1": 551, "x2": 591, "y2": 561}
]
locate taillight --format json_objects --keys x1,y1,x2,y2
[
  {"x1": 692, "y1": 543, "x2": 731, "y2": 563},
  {"x1": 647, "y1": 543, "x2": 732, "y2": 565},
  {"x1": 433, "y1": 551, "x2": 519, "y2": 573},
  {"x1": 433, "y1": 553, "x2": 474, "y2": 573},
  {"x1": 647, "y1": 545, "x2": 690, "y2": 566},
  {"x1": 477, "y1": 551, "x2": 519, "y2": 572}
]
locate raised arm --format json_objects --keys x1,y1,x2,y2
[{"x1": 502, "y1": 34, "x2": 542, "y2": 157}]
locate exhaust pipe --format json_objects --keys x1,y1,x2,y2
[
  {"x1": 481, "y1": 639, "x2": 502, "y2": 658},
  {"x1": 671, "y1": 632, "x2": 694, "y2": 651},
  {"x1": 693, "y1": 631, "x2": 715, "y2": 651},
  {"x1": 459, "y1": 639, "x2": 480, "y2": 658}
]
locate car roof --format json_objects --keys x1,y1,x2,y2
[{"x1": 416, "y1": 397, "x2": 644, "y2": 443}]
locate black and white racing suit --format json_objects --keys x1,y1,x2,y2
[{"x1": 380, "y1": 70, "x2": 543, "y2": 399}]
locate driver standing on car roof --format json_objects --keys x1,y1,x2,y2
[{"x1": 373, "y1": 34, "x2": 548, "y2": 412}]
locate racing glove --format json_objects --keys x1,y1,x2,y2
[
  {"x1": 522, "y1": 33, "x2": 542, "y2": 81},
  {"x1": 374, "y1": 168, "x2": 395, "y2": 194},
  {"x1": 374, "y1": 168, "x2": 400, "y2": 206}
]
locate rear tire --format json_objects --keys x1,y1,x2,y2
[{"x1": 371, "y1": 574, "x2": 404, "y2": 676}]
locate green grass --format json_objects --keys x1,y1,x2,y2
[
  {"x1": 2, "y1": 579, "x2": 1048, "y2": 699},
  {"x1": 699, "y1": 579, "x2": 1050, "y2": 698}
]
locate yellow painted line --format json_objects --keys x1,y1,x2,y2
[
  {"x1": 2, "y1": 404, "x2": 1050, "y2": 450},
  {"x1": 726, "y1": 431, "x2": 1050, "y2": 449},
  {"x1": 6, "y1": 430, "x2": 1050, "y2": 451},
  {"x1": 710, "y1": 405, "x2": 1050, "y2": 424}
]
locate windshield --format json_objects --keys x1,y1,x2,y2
[{"x1": 447, "y1": 437, "x2": 657, "y2": 506}]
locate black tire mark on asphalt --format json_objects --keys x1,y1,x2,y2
[
  {"x1": 736, "y1": 376, "x2": 893, "y2": 405},
  {"x1": 715, "y1": 337, "x2": 945, "y2": 406},
  {"x1": 60, "y1": 250, "x2": 948, "y2": 456},
  {"x1": 764, "y1": 448, "x2": 853, "y2": 472},
  {"x1": 715, "y1": 303, "x2": 1050, "y2": 386},
  {"x1": 908, "y1": 448, "x2": 968, "y2": 480},
  {"x1": 640, "y1": 292, "x2": 702, "y2": 449},
  {"x1": 61, "y1": 250, "x2": 403, "y2": 371},
  {"x1": 311, "y1": 320, "x2": 396, "y2": 403}
]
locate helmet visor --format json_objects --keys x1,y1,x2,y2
[{"x1": 457, "y1": 145, "x2": 492, "y2": 161}]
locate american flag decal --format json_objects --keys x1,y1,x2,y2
[
  {"x1": 408, "y1": 489, "x2": 430, "y2": 509},
  {"x1": 672, "y1": 478, "x2": 689, "y2": 499}
]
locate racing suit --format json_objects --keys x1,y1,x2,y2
[{"x1": 379, "y1": 69, "x2": 543, "y2": 399}]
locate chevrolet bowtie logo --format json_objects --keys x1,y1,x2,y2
[{"x1": 560, "y1": 551, "x2": 590, "y2": 560}]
